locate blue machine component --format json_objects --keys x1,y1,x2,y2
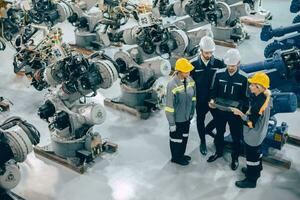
[
  {"x1": 260, "y1": 23, "x2": 300, "y2": 41},
  {"x1": 290, "y1": 0, "x2": 300, "y2": 23},
  {"x1": 260, "y1": 0, "x2": 300, "y2": 58},
  {"x1": 261, "y1": 91, "x2": 298, "y2": 154},
  {"x1": 241, "y1": 48, "x2": 300, "y2": 96},
  {"x1": 290, "y1": 0, "x2": 300, "y2": 13},
  {"x1": 260, "y1": 23, "x2": 300, "y2": 58},
  {"x1": 264, "y1": 36, "x2": 300, "y2": 58},
  {"x1": 262, "y1": 118, "x2": 288, "y2": 154},
  {"x1": 293, "y1": 14, "x2": 300, "y2": 23}
]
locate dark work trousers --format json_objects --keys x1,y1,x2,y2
[
  {"x1": 196, "y1": 103, "x2": 217, "y2": 143},
  {"x1": 245, "y1": 144, "x2": 263, "y2": 182},
  {"x1": 169, "y1": 121, "x2": 190, "y2": 160},
  {"x1": 205, "y1": 109, "x2": 217, "y2": 138},
  {"x1": 214, "y1": 110, "x2": 243, "y2": 159}
]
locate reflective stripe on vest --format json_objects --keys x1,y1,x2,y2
[
  {"x1": 170, "y1": 138, "x2": 183, "y2": 143},
  {"x1": 165, "y1": 107, "x2": 174, "y2": 113},
  {"x1": 246, "y1": 161, "x2": 260, "y2": 166}
]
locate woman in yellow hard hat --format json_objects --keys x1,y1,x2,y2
[
  {"x1": 231, "y1": 71, "x2": 272, "y2": 188},
  {"x1": 165, "y1": 58, "x2": 196, "y2": 166}
]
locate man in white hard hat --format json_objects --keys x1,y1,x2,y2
[
  {"x1": 207, "y1": 48, "x2": 249, "y2": 170},
  {"x1": 190, "y1": 36, "x2": 226, "y2": 156}
]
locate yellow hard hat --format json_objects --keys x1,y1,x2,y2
[
  {"x1": 248, "y1": 72, "x2": 270, "y2": 89},
  {"x1": 175, "y1": 58, "x2": 194, "y2": 73}
]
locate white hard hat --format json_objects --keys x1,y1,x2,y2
[
  {"x1": 224, "y1": 49, "x2": 241, "y2": 65},
  {"x1": 199, "y1": 36, "x2": 215, "y2": 52}
]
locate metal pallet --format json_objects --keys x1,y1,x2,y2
[
  {"x1": 33, "y1": 142, "x2": 118, "y2": 174},
  {"x1": 104, "y1": 98, "x2": 151, "y2": 119},
  {"x1": 240, "y1": 16, "x2": 267, "y2": 28},
  {"x1": 214, "y1": 39, "x2": 238, "y2": 48}
]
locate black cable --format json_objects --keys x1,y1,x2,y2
[{"x1": 60, "y1": 0, "x2": 74, "y2": 14}]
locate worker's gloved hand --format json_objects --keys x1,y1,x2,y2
[
  {"x1": 169, "y1": 125, "x2": 176, "y2": 132},
  {"x1": 208, "y1": 99, "x2": 216, "y2": 109}
]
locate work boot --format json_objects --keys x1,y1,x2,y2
[
  {"x1": 231, "y1": 159, "x2": 239, "y2": 171},
  {"x1": 184, "y1": 155, "x2": 191, "y2": 161},
  {"x1": 207, "y1": 153, "x2": 222, "y2": 162},
  {"x1": 171, "y1": 158, "x2": 189, "y2": 166},
  {"x1": 235, "y1": 178, "x2": 256, "y2": 188},
  {"x1": 199, "y1": 142, "x2": 207, "y2": 155}
]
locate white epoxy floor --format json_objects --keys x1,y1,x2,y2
[{"x1": 0, "y1": 0, "x2": 299, "y2": 199}]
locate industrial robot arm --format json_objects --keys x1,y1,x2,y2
[
  {"x1": 0, "y1": 117, "x2": 40, "y2": 199},
  {"x1": 241, "y1": 48, "x2": 300, "y2": 94}
]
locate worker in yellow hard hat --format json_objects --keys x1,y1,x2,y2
[
  {"x1": 165, "y1": 58, "x2": 196, "y2": 166},
  {"x1": 231, "y1": 71, "x2": 272, "y2": 188}
]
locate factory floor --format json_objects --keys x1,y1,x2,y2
[{"x1": 1, "y1": 0, "x2": 300, "y2": 199}]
